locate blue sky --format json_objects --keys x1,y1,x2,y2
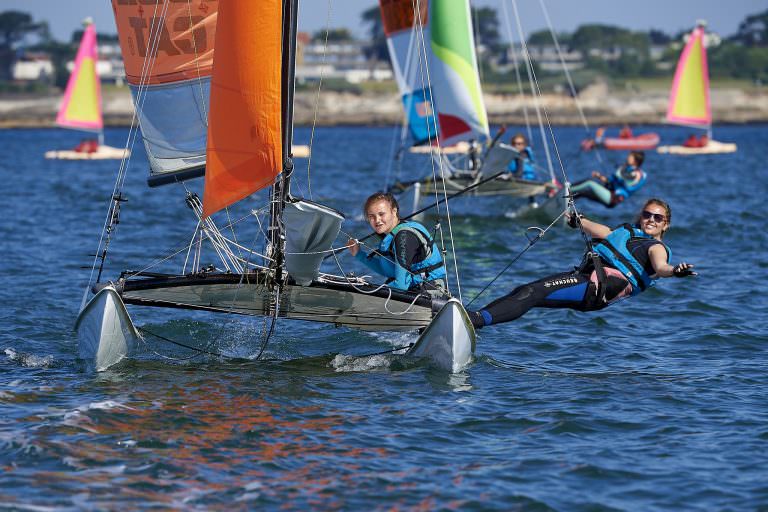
[{"x1": 4, "y1": 0, "x2": 764, "y2": 42}]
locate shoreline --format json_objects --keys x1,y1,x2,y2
[{"x1": 2, "y1": 83, "x2": 767, "y2": 128}]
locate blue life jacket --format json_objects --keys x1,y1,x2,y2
[
  {"x1": 594, "y1": 223, "x2": 670, "y2": 296},
  {"x1": 609, "y1": 165, "x2": 646, "y2": 199},
  {"x1": 378, "y1": 221, "x2": 446, "y2": 285},
  {"x1": 506, "y1": 146, "x2": 536, "y2": 180}
]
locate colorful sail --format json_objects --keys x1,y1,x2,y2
[
  {"x1": 56, "y1": 20, "x2": 102, "y2": 132},
  {"x1": 428, "y1": 0, "x2": 489, "y2": 146},
  {"x1": 380, "y1": 0, "x2": 435, "y2": 145},
  {"x1": 666, "y1": 25, "x2": 711, "y2": 127},
  {"x1": 202, "y1": 1, "x2": 283, "y2": 217},
  {"x1": 111, "y1": 0, "x2": 218, "y2": 181},
  {"x1": 380, "y1": 0, "x2": 489, "y2": 147}
]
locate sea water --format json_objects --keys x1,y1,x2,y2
[{"x1": 1, "y1": 124, "x2": 767, "y2": 509}]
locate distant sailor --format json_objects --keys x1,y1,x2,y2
[
  {"x1": 506, "y1": 133, "x2": 536, "y2": 180},
  {"x1": 347, "y1": 192, "x2": 447, "y2": 295},
  {"x1": 570, "y1": 151, "x2": 647, "y2": 208},
  {"x1": 468, "y1": 199, "x2": 696, "y2": 327}
]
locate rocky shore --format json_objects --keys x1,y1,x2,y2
[{"x1": 1, "y1": 81, "x2": 767, "y2": 128}]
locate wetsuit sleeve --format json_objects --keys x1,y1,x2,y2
[
  {"x1": 389, "y1": 231, "x2": 422, "y2": 290},
  {"x1": 355, "y1": 249, "x2": 390, "y2": 278}
]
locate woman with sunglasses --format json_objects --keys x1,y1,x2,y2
[
  {"x1": 506, "y1": 133, "x2": 536, "y2": 180},
  {"x1": 570, "y1": 151, "x2": 647, "y2": 208},
  {"x1": 468, "y1": 198, "x2": 696, "y2": 328}
]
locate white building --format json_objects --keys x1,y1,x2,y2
[{"x1": 12, "y1": 53, "x2": 54, "y2": 81}]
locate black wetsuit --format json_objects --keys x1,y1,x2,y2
[{"x1": 471, "y1": 238, "x2": 663, "y2": 327}]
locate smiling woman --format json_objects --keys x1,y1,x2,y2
[
  {"x1": 345, "y1": 192, "x2": 448, "y2": 295},
  {"x1": 468, "y1": 198, "x2": 697, "y2": 328}
]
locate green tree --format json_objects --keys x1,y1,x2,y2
[
  {"x1": 0, "y1": 10, "x2": 47, "y2": 80},
  {"x1": 732, "y1": 8, "x2": 768, "y2": 47},
  {"x1": 312, "y1": 28, "x2": 353, "y2": 43},
  {"x1": 527, "y1": 29, "x2": 572, "y2": 47},
  {"x1": 361, "y1": 6, "x2": 388, "y2": 62},
  {"x1": 473, "y1": 7, "x2": 503, "y2": 54}
]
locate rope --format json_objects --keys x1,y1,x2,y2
[
  {"x1": 410, "y1": 0, "x2": 463, "y2": 301},
  {"x1": 465, "y1": 208, "x2": 567, "y2": 308}
]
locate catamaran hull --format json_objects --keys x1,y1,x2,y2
[
  {"x1": 407, "y1": 298, "x2": 475, "y2": 373},
  {"x1": 657, "y1": 140, "x2": 737, "y2": 155},
  {"x1": 44, "y1": 145, "x2": 131, "y2": 160},
  {"x1": 75, "y1": 285, "x2": 140, "y2": 371},
  {"x1": 116, "y1": 274, "x2": 434, "y2": 331},
  {"x1": 415, "y1": 175, "x2": 552, "y2": 198}
]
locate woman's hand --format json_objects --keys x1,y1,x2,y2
[
  {"x1": 566, "y1": 211, "x2": 584, "y2": 229},
  {"x1": 346, "y1": 238, "x2": 360, "y2": 257},
  {"x1": 673, "y1": 262, "x2": 697, "y2": 277}
]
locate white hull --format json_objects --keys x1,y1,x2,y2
[
  {"x1": 657, "y1": 140, "x2": 737, "y2": 155},
  {"x1": 74, "y1": 285, "x2": 140, "y2": 371},
  {"x1": 407, "y1": 299, "x2": 475, "y2": 373},
  {"x1": 291, "y1": 144, "x2": 310, "y2": 158},
  {"x1": 45, "y1": 145, "x2": 130, "y2": 160}
]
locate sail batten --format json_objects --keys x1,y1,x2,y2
[
  {"x1": 666, "y1": 25, "x2": 711, "y2": 127},
  {"x1": 57, "y1": 22, "x2": 102, "y2": 132},
  {"x1": 202, "y1": 1, "x2": 283, "y2": 218}
]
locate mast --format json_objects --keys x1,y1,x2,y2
[{"x1": 268, "y1": 0, "x2": 299, "y2": 280}]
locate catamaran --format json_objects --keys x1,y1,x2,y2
[
  {"x1": 378, "y1": 0, "x2": 560, "y2": 216},
  {"x1": 75, "y1": 0, "x2": 474, "y2": 373},
  {"x1": 45, "y1": 18, "x2": 129, "y2": 160},
  {"x1": 658, "y1": 21, "x2": 737, "y2": 155}
]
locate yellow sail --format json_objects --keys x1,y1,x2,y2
[
  {"x1": 56, "y1": 21, "x2": 102, "y2": 131},
  {"x1": 666, "y1": 25, "x2": 711, "y2": 126}
]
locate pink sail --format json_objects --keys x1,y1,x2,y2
[
  {"x1": 666, "y1": 25, "x2": 711, "y2": 127},
  {"x1": 56, "y1": 21, "x2": 103, "y2": 131}
]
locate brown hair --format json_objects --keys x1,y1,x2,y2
[
  {"x1": 511, "y1": 133, "x2": 528, "y2": 145},
  {"x1": 363, "y1": 191, "x2": 400, "y2": 218},
  {"x1": 637, "y1": 198, "x2": 672, "y2": 236},
  {"x1": 629, "y1": 150, "x2": 644, "y2": 167}
]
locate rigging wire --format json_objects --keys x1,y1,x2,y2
[
  {"x1": 411, "y1": 0, "x2": 463, "y2": 302},
  {"x1": 507, "y1": 0, "x2": 596, "y2": 252},
  {"x1": 81, "y1": 0, "x2": 170, "y2": 311},
  {"x1": 465, "y1": 208, "x2": 566, "y2": 307},
  {"x1": 305, "y1": 0, "x2": 335, "y2": 201},
  {"x1": 508, "y1": 0, "x2": 556, "y2": 183},
  {"x1": 499, "y1": 0, "x2": 533, "y2": 143},
  {"x1": 537, "y1": 0, "x2": 606, "y2": 169},
  {"x1": 383, "y1": 3, "x2": 423, "y2": 190}
]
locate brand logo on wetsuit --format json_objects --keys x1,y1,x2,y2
[{"x1": 544, "y1": 277, "x2": 579, "y2": 288}]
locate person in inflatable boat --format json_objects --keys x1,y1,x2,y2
[
  {"x1": 468, "y1": 198, "x2": 696, "y2": 327},
  {"x1": 346, "y1": 192, "x2": 447, "y2": 295}
]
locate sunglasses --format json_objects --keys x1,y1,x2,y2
[
  {"x1": 512, "y1": 141, "x2": 526, "y2": 146},
  {"x1": 641, "y1": 210, "x2": 667, "y2": 223}
]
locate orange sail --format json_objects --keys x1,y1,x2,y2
[
  {"x1": 56, "y1": 20, "x2": 102, "y2": 131},
  {"x1": 202, "y1": 1, "x2": 283, "y2": 218},
  {"x1": 111, "y1": 0, "x2": 218, "y2": 179}
]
